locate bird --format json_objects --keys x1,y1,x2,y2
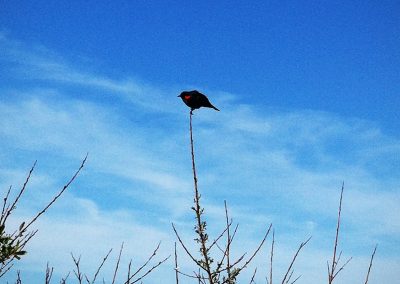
[{"x1": 178, "y1": 90, "x2": 220, "y2": 113}]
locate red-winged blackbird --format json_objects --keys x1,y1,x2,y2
[{"x1": 178, "y1": 90, "x2": 220, "y2": 113}]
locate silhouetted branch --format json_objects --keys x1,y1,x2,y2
[
  {"x1": 126, "y1": 259, "x2": 132, "y2": 283},
  {"x1": 332, "y1": 256, "x2": 352, "y2": 280},
  {"x1": 90, "y1": 248, "x2": 112, "y2": 284},
  {"x1": 45, "y1": 262, "x2": 54, "y2": 284},
  {"x1": 364, "y1": 245, "x2": 377, "y2": 284},
  {"x1": 224, "y1": 201, "x2": 232, "y2": 280},
  {"x1": 16, "y1": 270, "x2": 22, "y2": 284},
  {"x1": 21, "y1": 154, "x2": 88, "y2": 234},
  {"x1": 175, "y1": 242, "x2": 179, "y2": 284},
  {"x1": 128, "y1": 255, "x2": 170, "y2": 284},
  {"x1": 124, "y1": 241, "x2": 170, "y2": 284},
  {"x1": 267, "y1": 229, "x2": 275, "y2": 284},
  {"x1": 236, "y1": 224, "x2": 272, "y2": 273},
  {"x1": 0, "y1": 186, "x2": 12, "y2": 225},
  {"x1": 71, "y1": 254, "x2": 83, "y2": 284},
  {"x1": 189, "y1": 111, "x2": 214, "y2": 283},
  {"x1": 0, "y1": 155, "x2": 87, "y2": 278},
  {"x1": 112, "y1": 243, "x2": 124, "y2": 284},
  {"x1": 281, "y1": 236, "x2": 311, "y2": 284},
  {"x1": 328, "y1": 183, "x2": 352, "y2": 283},
  {"x1": 1, "y1": 161, "x2": 37, "y2": 226},
  {"x1": 174, "y1": 111, "x2": 274, "y2": 283},
  {"x1": 249, "y1": 268, "x2": 257, "y2": 283},
  {"x1": 60, "y1": 271, "x2": 71, "y2": 284},
  {"x1": 172, "y1": 223, "x2": 202, "y2": 267}
]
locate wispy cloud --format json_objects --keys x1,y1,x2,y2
[{"x1": 1, "y1": 35, "x2": 399, "y2": 283}]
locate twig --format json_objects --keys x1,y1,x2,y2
[
  {"x1": 364, "y1": 245, "x2": 377, "y2": 284},
  {"x1": 0, "y1": 262, "x2": 13, "y2": 278},
  {"x1": 328, "y1": 183, "x2": 343, "y2": 283},
  {"x1": 112, "y1": 243, "x2": 124, "y2": 284},
  {"x1": 175, "y1": 242, "x2": 179, "y2": 284},
  {"x1": 71, "y1": 254, "x2": 83, "y2": 284},
  {"x1": 189, "y1": 111, "x2": 214, "y2": 283},
  {"x1": 224, "y1": 200, "x2": 232, "y2": 280},
  {"x1": 1, "y1": 161, "x2": 37, "y2": 226},
  {"x1": 91, "y1": 248, "x2": 112, "y2": 284},
  {"x1": 218, "y1": 252, "x2": 246, "y2": 275},
  {"x1": 328, "y1": 183, "x2": 352, "y2": 283},
  {"x1": 45, "y1": 262, "x2": 54, "y2": 284},
  {"x1": 281, "y1": 236, "x2": 311, "y2": 284},
  {"x1": 268, "y1": 229, "x2": 275, "y2": 284},
  {"x1": 16, "y1": 270, "x2": 22, "y2": 284},
  {"x1": 60, "y1": 271, "x2": 71, "y2": 284},
  {"x1": 208, "y1": 219, "x2": 233, "y2": 251},
  {"x1": 249, "y1": 268, "x2": 257, "y2": 283},
  {"x1": 236, "y1": 223, "x2": 272, "y2": 273},
  {"x1": 177, "y1": 269, "x2": 205, "y2": 280},
  {"x1": 194, "y1": 268, "x2": 204, "y2": 284},
  {"x1": 0, "y1": 186, "x2": 12, "y2": 224},
  {"x1": 213, "y1": 223, "x2": 238, "y2": 257},
  {"x1": 289, "y1": 274, "x2": 301, "y2": 284},
  {"x1": 332, "y1": 256, "x2": 352, "y2": 280},
  {"x1": 129, "y1": 255, "x2": 171, "y2": 284},
  {"x1": 286, "y1": 269, "x2": 294, "y2": 284},
  {"x1": 213, "y1": 223, "x2": 239, "y2": 281},
  {"x1": 172, "y1": 223, "x2": 202, "y2": 267},
  {"x1": 127, "y1": 259, "x2": 132, "y2": 284},
  {"x1": 125, "y1": 241, "x2": 167, "y2": 283},
  {"x1": 21, "y1": 154, "x2": 88, "y2": 234}
]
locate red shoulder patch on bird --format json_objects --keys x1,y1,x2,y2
[{"x1": 184, "y1": 95, "x2": 191, "y2": 100}]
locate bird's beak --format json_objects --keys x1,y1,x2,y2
[{"x1": 177, "y1": 95, "x2": 180, "y2": 97}]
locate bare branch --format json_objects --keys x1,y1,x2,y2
[
  {"x1": 269, "y1": 229, "x2": 275, "y2": 284},
  {"x1": 71, "y1": 253, "x2": 83, "y2": 284},
  {"x1": 0, "y1": 186, "x2": 12, "y2": 224},
  {"x1": 125, "y1": 241, "x2": 168, "y2": 283},
  {"x1": 224, "y1": 200, "x2": 232, "y2": 281},
  {"x1": 208, "y1": 218, "x2": 232, "y2": 251},
  {"x1": 332, "y1": 256, "x2": 352, "y2": 279},
  {"x1": 249, "y1": 268, "x2": 257, "y2": 283},
  {"x1": 281, "y1": 236, "x2": 311, "y2": 284},
  {"x1": 60, "y1": 271, "x2": 71, "y2": 284},
  {"x1": 45, "y1": 262, "x2": 54, "y2": 284},
  {"x1": 172, "y1": 223, "x2": 202, "y2": 268},
  {"x1": 328, "y1": 183, "x2": 344, "y2": 283},
  {"x1": 364, "y1": 245, "x2": 377, "y2": 284},
  {"x1": 129, "y1": 255, "x2": 170, "y2": 284},
  {"x1": 1, "y1": 161, "x2": 37, "y2": 226},
  {"x1": 0, "y1": 262, "x2": 13, "y2": 278},
  {"x1": 112, "y1": 243, "x2": 124, "y2": 284},
  {"x1": 289, "y1": 274, "x2": 301, "y2": 284},
  {"x1": 174, "y1": 242, "x2": 179, "y2": 284},
  {"x1": 189, "y1": 111, "x2": 213, "y2": 283},
  {"x1": 236, "y1": 223, "x2": 272, "y2": 273},
  {"x1": 219, "y1": 252, "x2": 246, "y2": 274},
  {"x1": 127, "y1": 259, "x2": 132, "y2": 284},
  {"x1": 16, "y1": 270, "x2": 22, "y2": 284},
  {"x1": 91, "y1": 248, "x2": 113, "y2": 284},
  {"x1": 176, "y1": 269, "x2": 204, "y2": 280},
  {"x1": 22, "y1": 154, "x2": 88, "y2": 234},
  {"x1": 286, "y1": 269, "x2": 294, "y2": 284}
]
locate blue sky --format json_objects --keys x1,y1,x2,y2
[{"x1": 0, "y1": 1, "x2": 399, "y2": 283}]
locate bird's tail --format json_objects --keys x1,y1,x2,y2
[{"x1": 211, "y1": 105, "x2": 220, "y2": 111}]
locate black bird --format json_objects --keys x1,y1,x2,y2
[{"x1": 178, "y1": 90, "x2": 220, "y2": 113}]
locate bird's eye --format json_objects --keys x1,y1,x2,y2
[{"x1": 184, "y1": 95, "x2": 191, "y2": 100}]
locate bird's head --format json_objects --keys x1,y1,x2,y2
[{"x1": 178, "y1": 91, "x2": 187, "y2": 98}]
